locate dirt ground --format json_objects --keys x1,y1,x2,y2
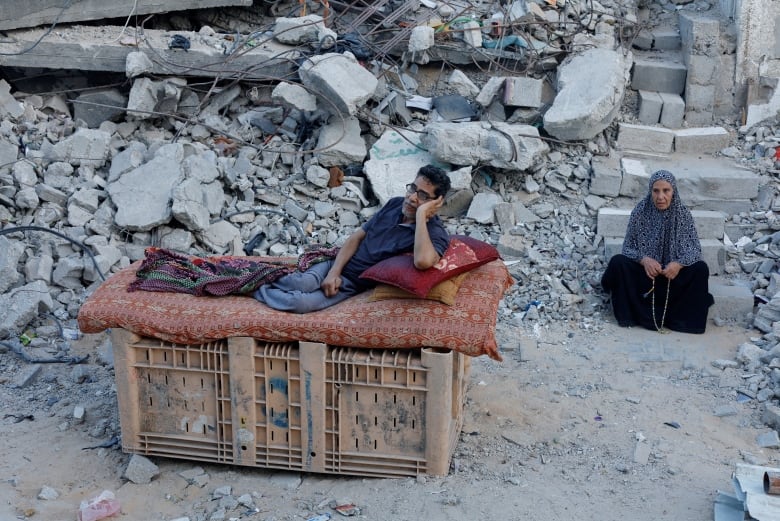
[{"x1": 0, "y1": 310, "x2": 772, "y2": 521}]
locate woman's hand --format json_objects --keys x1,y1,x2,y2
[
  {"x1": 662, "y1": 262, "x2": 682, "y2": 280},
  {"x1": 640, "y1": 256, "x2": 662, "y2": 279}
]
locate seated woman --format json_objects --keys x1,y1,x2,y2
[{"x1": 601, "y1": 169, "x2": 714, "y2": 334}]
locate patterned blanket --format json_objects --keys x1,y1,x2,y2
[{"x1": 128, "y1": 246, "x2": 339, "y2": 296}]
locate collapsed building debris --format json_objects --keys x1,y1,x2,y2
[{"x1": 3, "y1": 0, "x2": 780, "y2": 472}]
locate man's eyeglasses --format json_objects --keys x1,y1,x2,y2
[{"x1": 405, "y1": 183, "x2": 435, "y2": 202}]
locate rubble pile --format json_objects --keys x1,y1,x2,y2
[{"x1": 2, "y1": 0, "x2": 780, "y2": 436}]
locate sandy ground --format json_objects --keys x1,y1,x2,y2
[{"x1": 0, "y1": 311, "x2": 772, "y2": 521}]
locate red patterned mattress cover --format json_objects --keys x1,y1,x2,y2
[{"x1": 77, "y1": 258, "x2": 513, "y2": 361}]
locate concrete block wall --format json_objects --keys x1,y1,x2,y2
[
  {"x1": 630, "y1": 10, "x2": 740, "y2": 128},
  {"x1": 679, "y1": 12, "x2": 721, "y2": 125}
]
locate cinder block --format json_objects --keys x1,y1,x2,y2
[
  {"x1": 617, "y1": 123, "x2": 675, "y2": 153},
  {"x1": 685, "y1": 166, "x2": 759, "y2": 200},
  {"x1": 604, "y1": 236, "x2": 622, "y2": 259},
  {"x1": 724, "y1": 222, "x2": 756, "y2": 242},
  {"x1": 619, "y1": 157, "x2": 650, "y2": 197},
  {"x1": 633, "y1": 30, "x2": 653, "y2": 50},
  {"x1": 709, "y1": 278, "x2": 754, "y2": 325},
  {"x1": 679, "y1": 12, "x2": 720, "y2": 52},
  {"x1": 638, "y1": 90, "x2": 662, "y2": 124},
  {"x1": 598, "y1": 208, "x2": 724, "y2": 240},
  {"x1": 714, "y1": 54, "x2": 738, "y2": 117},
  {"x1": 686, "y1": 54, "x2": 717, "y2": 83},
  {"x1": 589, "y1": 156, "x2": 622, "y2": 197},
  {"x1": 685, "y1": 83, "x2": 715, "y2": 112},
  {"x1": 700, "y1": 238, "x2": 725, "y2": 275},
  {"x1": 674, "y1": 127, "x2": 730, "y2": 154},
  {"x1": 684, "y1": 109, "x2": 714, "y2": 126},
  {"x1": 692, "y1": 210, "x2": 725, "y2": 239},
  {"x1": 503, "y1": 77, "x2": 546, "y2": 108},
  {"x1": 631, "y1": 57, "x2": 687, "y2": 94},
  {"x1": 597, "y1": 208, "x2": 631, "y2": 237},
  {"x1": 653, "y1": 27, "x2": 681, "y2": 50},
  {"x1": 659, "y1": 92, "x2": 685, "y2": 128}
]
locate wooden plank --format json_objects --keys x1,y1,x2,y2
[
  {"x1": 0, "y1": 25, "x2": 298, "y2": 80},
  {"x1": 0, "y1": 0, "x2": 253, "y2": 31}
]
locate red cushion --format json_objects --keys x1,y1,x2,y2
[{"x1": 359, "y1": 235, "x2": 501, "y2": 297}]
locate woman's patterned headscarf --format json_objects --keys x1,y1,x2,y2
[{"x1": 621, "y1": 169, "x2": 701, "y2": 266}]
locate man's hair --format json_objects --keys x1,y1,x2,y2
[{"x1": 417, "y1": 165, "x2": 451, "y2": 198}]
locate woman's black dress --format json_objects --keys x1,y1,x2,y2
[{"x1": 601, "y1": 254, "x2": 714, "y2": 334}]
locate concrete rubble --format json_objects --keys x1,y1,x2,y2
[{"x1": 2, "y1": 0, "x2": 780, "y2": 498}]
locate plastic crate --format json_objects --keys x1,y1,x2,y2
[{"x1": 111, "y1": 328, "x2": 470, "y2": 477}]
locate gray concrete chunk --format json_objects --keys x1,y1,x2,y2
[
  {"x1": 420, "y1": 121, "x2": 549, "y2": 171},
  {"x1": 107, "y1": 156, "x2": 184, "y2": 232},
  {"x1": 543, "y1": 48, "x2": 631, "y2": 141},
  {"x1": 0, "y1": 280, "x2": 53, "y2": 339},
  {"x1": 315, "y1": 117, "x2": 367, "y2": 167},
  {"x1": 298, "y1": 53, "x2": 377, "y2": 116},
  {"x1": 123, "y1": 454, "x2": 160, "y2": 484},
  {"x1": 0, "y1": 236, "x2": 24, "y2": 292}
]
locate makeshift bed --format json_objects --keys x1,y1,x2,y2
[
  {"x1": 77, "y1": 255, "x2": 512, "y2": 361},
  {"x1": 76, "y1": 246, "x2": 512, "y2": 477}
]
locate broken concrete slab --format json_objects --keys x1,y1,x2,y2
[
  {"x1": 0, "y1": 280, "x2": 54, "y2": 339},
  {"x1": 107, "y1": 154, "x2": 184, "y2": 232},
  {"x1": 298, "y1": 52, "x2": 378, "y2": 116},
  {"x1": 315, "y1": 117, "x2": 367, "y2": 167},
  {"x1": 0, "y1": 236, "x2": 25, "y2": 292},
  {"x1": 364, "y1": 128, "x2": 439, "y2": 206},
  {"x1": 420, "y1": 121, "x2": 549, "y2": 171},
  {"x1": 73, "y1": 88, "x2": 128, "y2": 128},
  {"x1": 42, "y1": 128, "x2": 112, "y2": 168},
  {"x1": 272, "y1": 15, "x2": 324, "y2": 45},
  {"x1": 0, "y1": 1, "x2": 252, "y2": 31},
  {"x1": 543, "y1": 47, "x2": 631, "y2": 141},
  {"x1": 0, "y1": 26, "x2": 296, "y2": 80},
  {"x1": 640, "y1": 155, "x2": 760, "y2": 202},
  {"x1": 0, "y1": 79, "x2": 24, "y2": 120}
]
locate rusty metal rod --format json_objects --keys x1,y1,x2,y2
[{"x1": 763, "y1": 471, "x2": 780, "y2": 495}]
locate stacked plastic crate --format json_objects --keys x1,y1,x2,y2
[{"x1": 112, "y1": 328, "x2": 470, "y2": 477}]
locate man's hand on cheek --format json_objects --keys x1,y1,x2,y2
[{"x1": 417, "y1": 196, "x2": 444, "y2": 220}]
